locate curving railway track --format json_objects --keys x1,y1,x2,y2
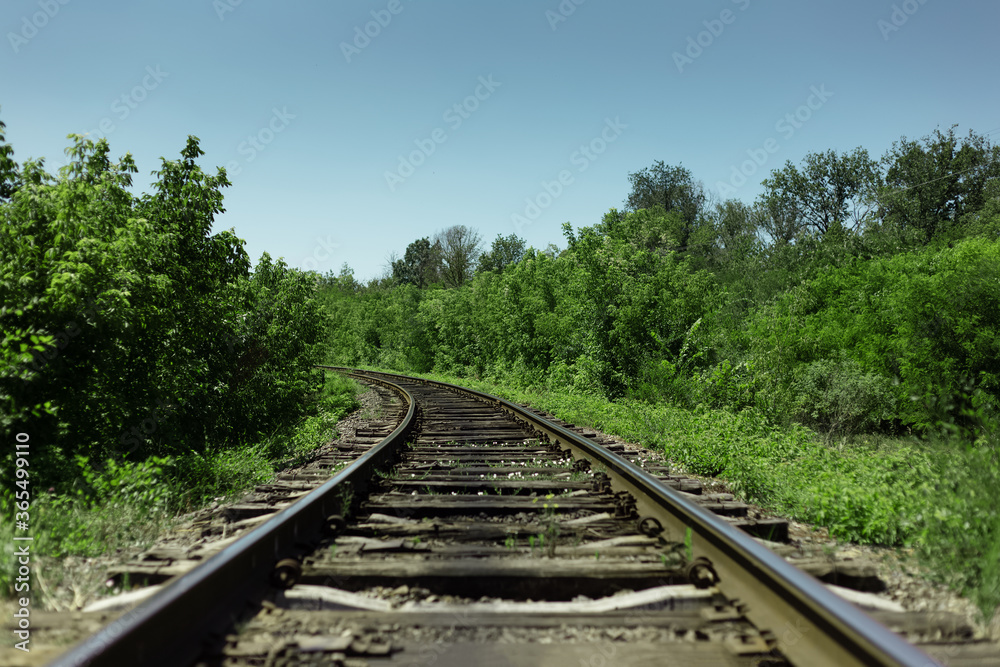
[{"x1": 29, "y1": 369, "x2": 1000, "y2": 666}]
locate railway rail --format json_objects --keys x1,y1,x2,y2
[{"x1": 30, "y1": 368, "x2": 998, "y2": 665}]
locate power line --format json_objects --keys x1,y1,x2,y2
[
  {"x1": 876, "y1": 124, "x2": 1000, "y2": 195},
  {"x1": 885, "y1": 162, "x2": 992, "y2": 195}
]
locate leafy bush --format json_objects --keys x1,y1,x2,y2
[
  {"x1": 745, "y1": 238, "x2": 1000, "y2": 433},
  {"x1": 1, "y1": 132, "x2": 333, "y2": 499},
  {"x1": 1, "y1": 369, "x2": 360, "y2": 600},
  {"x1": 790, "y1": 358, "x2": 896, "y2": 434},
  {"x1": 1, "y1": 456, "x2": 176, "y2": 566},
  {"x1": 695, "y1": 360, "x2": 760, "y2": 412},
  {"x1": 72, "y1": 455, "x2": 174, "y2": 511},
  {"x1": 545, "y1": 360, "x2": 574, "y2": 392}
]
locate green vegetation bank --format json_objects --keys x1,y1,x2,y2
[
  {"x1": 0, "y1": 118, "x2": 357, "y2": 598},
  {"x1": 322, "y1": 126, "x2": 1000, "y2": 620}
]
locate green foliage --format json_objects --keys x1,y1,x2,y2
[
  {"x1": 790, "y1": 358, "x2": 896, "y2": 435},
  {"x1": 171, "y1": 444, "x2": 273, "y2": 506},
  {"x1": 72, "y1": 455, "x2": 174, "y2": 511},
  {"x1": 0, "y1": 110, "x2": 19, "y2": 200},
  {"x1": 745, "y1": 238, "x2": 1000, "y2": 430},
  {"x1": 218, "y1": 252, "x2": 331, "y2": 444},
  {"x1": 879, "y1": 126, "x2": 1000, "y2": 242},
  {"x1": 566, "y1": 213, "x2": 719, "y2": 397},
  {"x1": 0, "y1": 130, "x2": 332, "y2": 493},
  {"x1": 0, "y1": 455, "x2": 175, "y2": 568},
  {"x1": 0, "y1": 323, "x2": 57, "y2": 434},
  {"x1": 758, "y1": 147, "x2": 880, "y2": 236},
  {"x1": 625, "y1": 160, "x2": 705, "y2": 229},
  {"x1": 318, "y1": 127, "x2": 1000, "y2": 448},
  {"x1": 0, "y1": 369, "x2": 359, "y2": 598},
  {"x1": 0, "y1": 125, "x2": 338, "y2": 571},
  {"x1": 392, "y1": 237, "x2": 442, "y2": 288},
  {"x1": 478, "y1": 233, "x2": 527, "y2": 274},
  {"x1": 915, "y1": 441, "x2": 1000, "y2": 619}
]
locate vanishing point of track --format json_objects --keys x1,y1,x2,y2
[{"x1": 45, "y1": 369, "x2": 950, "y2": 666}]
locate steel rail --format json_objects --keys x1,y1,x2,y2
[
  {"x1": 47, "y1": 372, "x2": 415, "y2": 667},
  {"x1": 346, "y1": 368, "x2": 941, "y2": 667}
]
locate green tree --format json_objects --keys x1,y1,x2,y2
[
  {"x1": 392, "y1": 237, "x2": 442, "y2": 288},
  {"x1": 743, "y1": 237, "x2": 1000, "y2": 430},
  {"x1": 2, "y1": 129, "x2": 328, "y2": 489},
  {"x1": 0, "y1": 112, "x2": 18, "y2": 201},
  {"x1": 758, "y1": 147, "x2": 880, "y2": 237},
  {"x1": 709, "y1": 200, "x2": 760, "y2": 262},
  {"x1": 478, "y1": 233, "x2": 526, "y2": 274},
  {"x1": 625, "y1": 161, "x2": 705, "y2": 227},
  {"x1": 113, "y1": 136, "x2": 251, "y2": 452},
  {"x1": 326, "y1": 263, "x2": 360, "y2": 293},
  {"x1": 878, "y1": 126, "x2": 1000, "y2": 242},
  {"x1": 753, "y1": 193, "x2": 801, "y2": 246},
  {"x1": 222, "y1": 253, "x2": 330, "y2": 440},
  {"x1": 565, "y1": 213, "x2": 717, "y2": 397},
  {"x1": 1, "y1": 135, "x2": 149, "y2": 468},
  {"x1": 435, "y1": 225, "x2": 482, "y2": 288}
]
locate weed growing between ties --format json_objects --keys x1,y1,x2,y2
[
  {"x1": 532, "y1": 493, "x2": 561, "y2": 557},
  {"x1": 396, "y1": 368, "x2": 1000, "y2": 625},
  {"x1": 0, "y1": 373, "x2": 361, "y2": 608}
]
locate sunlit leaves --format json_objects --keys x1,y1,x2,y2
[{"x1": 1, "y1": 128, "x2": 327, "y2": 492}]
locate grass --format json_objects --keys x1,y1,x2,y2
[
  {"x1": 376, "y1": 366, "x2": 1000, "y2": 625},
  {"x1": 0, "y1": 371, "x2": 362, "y2": 609}
]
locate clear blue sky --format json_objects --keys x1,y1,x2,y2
[{"x1": 3, "y1": 0, "x2": 997, "y2": 281}]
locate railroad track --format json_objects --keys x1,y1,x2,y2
[{"x1": 29, "y1": 369, "x2": 1000, "y2": 666}]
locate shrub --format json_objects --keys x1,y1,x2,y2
[{"x1": 790, "y1": 358, "x2": 897, "y2": 435}]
